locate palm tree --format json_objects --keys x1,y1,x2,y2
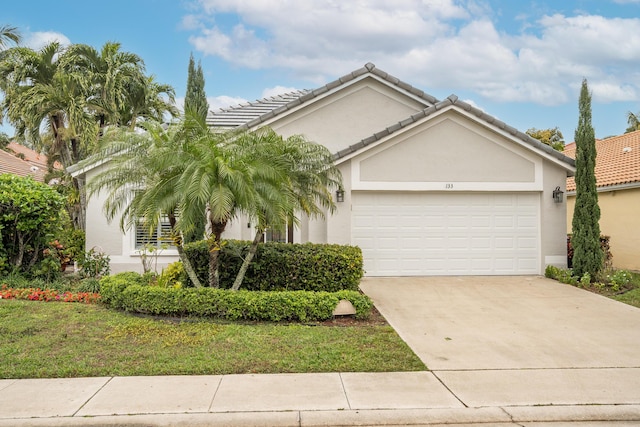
[
  {"x1": 230, "y1": 129, "x2": 341, "y2": 290},
  {"x1": 119, "y1": 74, "x2": 179, "y2": 130},
  {"x1": 62, "y1": 42, "x2": 146, "y2": 129},
  {"x1": 0, "y1": 25, "x2": 20, "y2": 51},
  {"x1": 85, "y1": 118, "x2": 203, "y2": 287},
  {"x1": 0, "y1": 42, "x2": 98, "y2": 228},
  {"x1": 626, "y1": 111, "x2": 640, "y2": 133},
  {"x1": 174, "y1": 115, "x2": 274, "y2": 288}
]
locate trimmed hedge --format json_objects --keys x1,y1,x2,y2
[
  {"x1": 100, "y1": 272, "x2": 372, "y2": 321},
  {"x1": 183, "y1": 240, "x2": 363, "y2": 291}
]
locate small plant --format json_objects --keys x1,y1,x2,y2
[
  {"x1": 78, "y1": 247, "x2": 111, "y2": 278},
  {"x1": 157, "y1": 261, "x2": 185, "y2": 288},
  {"x1": 608, "y1": 269, "x2": 632, "y2": 288},
  {"x1": 580, "y1": 272, "x2": 591, "y2": 287},
  {"x1": 137, "y1": 243, "x2": 168, "y2": 274}
]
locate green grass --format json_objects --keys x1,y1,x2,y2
[
  {"x1": 613, "y1": 287, "x2": 640, "y2": 307},
  {"x1": 0, "y1": 300, "x2": 425, "y2": 379}
]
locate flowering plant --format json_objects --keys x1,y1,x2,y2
[{"x1": 0, "y1": 285, "x2": 100, "y2": 304}]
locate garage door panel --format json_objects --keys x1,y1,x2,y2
[{"x1": 352, "y1": 192, "x2": 540, "y2": 276}]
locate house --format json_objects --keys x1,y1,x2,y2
[
  {"x1": 78, "y1": 63, "x2": 575, "y2": 276},
  {"x1": 0, "y1": 142, "x2": 53, "y2": 182},
  {"x1": 564, "y1": 130, "x2": 640, "y2": 271}
]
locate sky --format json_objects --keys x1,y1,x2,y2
[{"x1": 3, "y1": 0, "x2": 640, "y2": 141}]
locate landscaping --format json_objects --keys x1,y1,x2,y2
[
  {"x1": 0, "y1": 298, "x2": 425, "y2": 379},
  {"x1": 545, "y1": 265, "x2": 640, "y2": 308}
]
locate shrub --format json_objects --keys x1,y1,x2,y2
[
  {"x1": 78, "y1": 247, "x2": 111, "y2": 278},
  {"x1": 99, "y1": 273, "x2": 373, "y2": 321},
  {"x1": 0, "y1": 174, "x2": 65, "y2": 275},
  {"x1": 157, "y1": 261, "x2": 185, "y2": 288},
  {"x1": 99, "y1": 272, "x2": 147, "y2": 309},
  {"x1": 183, "y1": 240, "x2": 363, "y2": 291}
]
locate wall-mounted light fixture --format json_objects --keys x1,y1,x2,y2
[
  {"x1": 552, "y1": 186, "x2": 564, "y2": 204},
  {"x1": 336, "y1": 189, "x2": 345, "y2": 203}
]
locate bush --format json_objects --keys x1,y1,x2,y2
[
  {"x1": 99, "y1": 272, "x2": 373, "y2": 321},
  {"x1": 78, "y1": 247, "x2": 111, "y2": 278},
  {"x1": 0, "y1": 174, "x2": 65, "y2": 275},
  {"x1": 183, "y1": 240, "x2": 363, "y2": 291},
  {"x1": 157, "y1": 261, "x2": 185, "y2": 288},
  {"x1": 99, "y1": 272, "x2": 147, "y2": 309}
]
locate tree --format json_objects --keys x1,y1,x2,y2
[
  {"x1": 85, "y1": 118, "x2": 203, "y2": 287},
  {"x1": 230, "y1": 129, "x2": 341, "y2": 290},
  {"x1": 626, "y1": 111, "x2": 640, "y2": 134},
  {"x1": 526, "y1": 127, "x2": 565, "y2": 151},
  {"x1": 0, "y1": 41, "x2": 178, "y2": 231},
  {"x1": 0, "y1": 25, "x2": 20, "y2": 51},
  {"x1": 0, "y1": 42, "x2": 97, "y2": 229},
  {"x1": 571, "y1": 79, "x2": 602, "y2": 279},
  {"x1": 119, "y1": 74, "x2": 178, "y2": 130},
  {"x1": 184, "y1": 53, "x2": 209, "y2": 121},
  {"x1": 183, "y1": 53, "x2": 209, "y2": 243},
  {"x1": 62, "y1": 42, "x2": 146, "y2": 129}
]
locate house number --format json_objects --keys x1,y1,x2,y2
[{"x1": 445, "y1": 184, "x2": 454, "y2": 189}]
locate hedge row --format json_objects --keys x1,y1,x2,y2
[
  {"x1": 100, "y1": 273, "x2": 372, "y2": 321},
  {"x1": 183, "y1": 240, "x2": 363, "y2": 292}
]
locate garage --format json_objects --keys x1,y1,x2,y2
[{"x1": 352, "y1": 192, "x2": 540, "y2": 276}]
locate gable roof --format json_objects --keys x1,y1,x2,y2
[
  {"x1": 206, "y1": 62, "x2": 439, "y2": 130},
  {"x1": 207, "y1": 63, "x2": 574, "y2": 173},
  {"x1": 334, "y1": 94, "x2": 575, "y2": 171},
  {"x1": 564, "y1": 129, "x2": 640, "y2": 191},
  {"x1": 0, "y1": 149, "x2": 47, "y2": 181}
]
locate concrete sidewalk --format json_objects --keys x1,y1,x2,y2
[{"x1": 1, "y1": 372, "x2": 639, "y2": 426}]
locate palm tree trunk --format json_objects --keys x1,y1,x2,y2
[
  {"x1": 167, "y1": 212, "x2": 202, "y2": 288},
  {"x1": 231, "y1": 229, "x2": 263, "y2": 291},
  {"x1": 208, "y1": 219, "x2": 227, "y2": 288}
]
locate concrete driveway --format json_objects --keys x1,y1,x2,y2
[{"x1": 360, "y1": 275, "x2": 640, "y2": 408}]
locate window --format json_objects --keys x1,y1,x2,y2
[
  {"x1": 135, "y1": 217, "x2": 175, "y2": 249},
  {"x1": 263, "y1": 219, "x2": 293, "y2": 243}
]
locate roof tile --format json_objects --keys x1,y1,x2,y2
[{"x1": 565, "y1": 129, "x2": 640, "y2": 191}]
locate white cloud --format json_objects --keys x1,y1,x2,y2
[
  {"x1": 261, "y1": 86, "x2": 299, "y2": 98},
  {"x1": 25, "y1": 31, "x2": 71, "y2": 50},
  {"x1": 208, "y1": 95, "x2": 248, "y2": 111},
  {"x1": 186, "y1": 1, "x2": 640, "y2": 105},
  {"x1": 175, "y1": 95, "x2": 248, "y2": 112}
]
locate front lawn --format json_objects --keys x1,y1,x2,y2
[{"x1": 0, "y1": 299, "x2": 425, "y2": 379}]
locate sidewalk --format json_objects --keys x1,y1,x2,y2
[{"x1": 1, "y1": 372, "x2": 639, "y2": 426}]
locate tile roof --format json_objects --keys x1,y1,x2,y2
[
  {"x1": 564, "y1": 129, "x2": 640, "y2": 191},
  {"x1": 207, "y1": 90, "x2": 311, "y2": 128},
  {"x1": 204, "y1": 62, "x2": 575, "y2": 172},
  {"x1": 0, "y1": 149, "x2": 47, "y2": 181},
  {"x1": 206, "y1": 62, "x2": 439, "y2": 130},
  {"x1": 334, "y1": 95, "x2": 576, "y2": 169}
]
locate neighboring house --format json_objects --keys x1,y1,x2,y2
[
  {"x1": 564, "y1": 130, "x2": 640, "y2": 271},
  {"x1": 0, "y1": 142, "x2": 54, "y2": 182},
  {"x1": 76, "y1": 63, "x2": 575, "y2": 276}
]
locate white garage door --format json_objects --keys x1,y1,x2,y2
[{"x1": 352, "y1": 192, "x2": 540, "y2": 276}]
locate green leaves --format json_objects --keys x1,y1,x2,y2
[
  {"x1": 0, "y1": 174, "x2": 65, "y2": 272},
  {"x1": 571, "y1": 79, "x2": 603, "y2": 279}
]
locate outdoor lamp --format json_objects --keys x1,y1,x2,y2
[
  {"x1": 552, "y1": 186, "x2": 564, "y2": 203},
  {"x1": 336, "y1": 189, "x2": 345, "y2": 202}
]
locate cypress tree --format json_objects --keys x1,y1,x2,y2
[
  {"x1": 571, "y1": 79, "x2": 602, "y2": 279},
  {"x1": 184, "y1": 53, "x2": 209, "y2": 121},
  {"x1": 183, "y1": 53, "x2": 209, "y2": 243}
]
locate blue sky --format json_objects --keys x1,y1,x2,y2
[{"x1": 3, "y1": 0, "x2": 640, "y2": 141}]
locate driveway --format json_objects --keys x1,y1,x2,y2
[{"x1": 360, "y1": 275, "x2": 640, "y2": 407}]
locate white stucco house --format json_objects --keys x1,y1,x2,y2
[{"x1": 74, "y1": 63, "x2": 575, "y2": 276}]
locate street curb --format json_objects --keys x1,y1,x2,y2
[{"x1": 1, "y1": 405, "x2": 639, "y2": 427}]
